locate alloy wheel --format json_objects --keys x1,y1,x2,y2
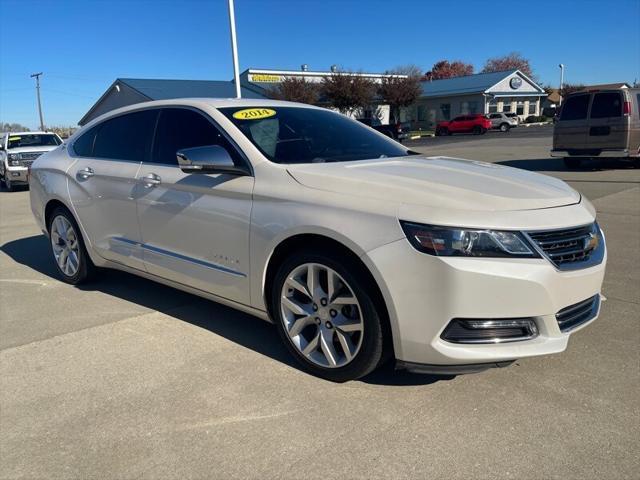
[
  {"x1": 50, "y1": 215, "x2": 81, "y2": 277},
  {"x1": 280, "y1": 263, "x2": 364, "y2": 368}
]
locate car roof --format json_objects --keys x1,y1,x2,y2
[
  {"x1": 82, "y1": 98, "x2": 324, "y2": 129},
  {"x1": 4, "y1": 131, "x2": 54, "y2": 136}
]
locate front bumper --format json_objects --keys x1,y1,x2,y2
[
  {"x1": 3, "y1": 167, "x2": 29, "y2": 184},
  {"x1": 551, "y1": 148, "x2": 637, "y2": 158},
  {"x1": 365, "y1": 236, "x2": 606, "y2": 368}
]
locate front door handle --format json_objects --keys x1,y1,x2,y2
[
  {"x1": 78, "y1": 167, "x2": 94, "y2": 179},
  {"x1": 141, "y1": 173, "x2": 161, "y2": 188}
]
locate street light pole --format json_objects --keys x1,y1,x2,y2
[
  {"x1": 227, "y1": 0, "x2": 241, "y2": 99},
  {"x1": 558, "y1": 64, "x2": 565, "y2": 106},
  {"x1": 30, "y1": 72, "x2": 45, "y2": 130}
]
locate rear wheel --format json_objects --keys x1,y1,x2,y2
[
  {"x1": 48, "y1": 207, "x2": 96, "y2": 285},
  {"x1": 271, "y1": 251, "x2": 386, "y2": 382},
  {"x1": 563, "y1": 157, "x2": 583, "y2": 169}
]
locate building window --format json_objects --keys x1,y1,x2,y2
[
  {"x1": 417, "y1": 105, "x2": 427, "y2": 122},
  {"x1": 440, "y1": 103, "x2": 451, "y2": 120},
  {"x1": 516, "y1": 100, "x2": 525, "y2": 115},
  {"x1": 488, "y1": 98, "x2": 498, "y2": 113},
  {"x1": 468, "y1": 101, "x2": 479, "y2": 114},
  {"x1": 528, "y1": 99, "x2": 537, "y2": 115},
  {"x1": 460, "y1": 101, "x2": 468, "y2": 114},
  {"x1": 501, "y1": 99, "x2": 512, "y2": 112}
]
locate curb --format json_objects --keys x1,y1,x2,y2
[{"x1": 522, "y1": 122, "x2": 552, "y2": 127}]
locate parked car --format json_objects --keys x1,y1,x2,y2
[
  {"x1": 436, "y1": 114, "x2": 491, "y2": 135},
  {"x1": 504, "y1": 112, "x2": 520, "y2": 124},
  {"x1": 357, "y1": 118, "x2": 410, "y2": 142},
  {"x1": 0, "y1": 131, "x2": 62, "y2": 191},
  {"x1": 30, "y1": 99, "x2": 606, "y2": 382},
  {"x1": 551, "y1": 87, "x2": 640, "y2": 168},
  {"x1": 487, "y1": 113, "x2": 519, "y2": 132}
]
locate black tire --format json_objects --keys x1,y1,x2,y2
[
  {"x1": 435, "y1": 127, "x2": 444, "y2": 136},
  {"x1": 473, "y1": 125, "x2": 482, "y2": 135},
  {"x1": 271, "y1": 249, "x2": 387, "y2": 382},
  {"x1": 47, "y1": 206, "x2": 96, "y2": 285},
  {"x1": 499, "y1": 123, "x2": 510, "y2": 132},
  {"x1": 444, "y1": 128, "x2": 451, "y2": 136},
  {"x1": 4, "y1": 175, "x2": 15, "y2": 192},
  {"x1": 563, "y1": 157, "x2": 582, "y2": 169}
]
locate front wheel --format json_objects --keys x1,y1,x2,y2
[
  {"x1": 272, "y1": 251, "x2": 386, "y2": 382},
  {"x1": 473, "y1": 126, "x2": 483, "y2": 135},
  {"x1": 499, "y1": 123, "x2": 510, "y2": 132},
  {"x1": 3, "y1": 175, "x2": 15, "y2": 192}
]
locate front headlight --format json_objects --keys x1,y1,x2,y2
[
  {"x1": 8, "y1": 153, "x2": 20, "y2": 165},
  {"x1": 400, "y1": 221, "x2": 538, "y2": 258}
]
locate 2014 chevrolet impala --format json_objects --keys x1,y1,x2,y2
[{"x1": 29, "y1": 99, "x2": 606, "y2": 382}]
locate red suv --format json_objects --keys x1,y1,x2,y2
[{"x1": 436, "y1": 114, "x2": 491, "y2": 136}]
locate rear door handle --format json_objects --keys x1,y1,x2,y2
[
  {"x1": 140, "y1": 173, "x2": 161, "y2": 188},
  {"x1": 78, "y1": 167, "x2": 94, "y2": 179}
]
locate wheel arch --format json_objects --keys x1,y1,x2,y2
[{"x1": 262, "y1": 233, "x2": 395, "y2": 358}]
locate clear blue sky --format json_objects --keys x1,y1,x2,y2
[{"x1": 1, "y1": 0, "x2": 638, "y2": 129}]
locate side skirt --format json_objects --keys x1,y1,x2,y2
[{"x1": 101, "y1": 259, "x2": 272, "y2": 323}]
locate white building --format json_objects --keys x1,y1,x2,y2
[{"x1": 408, "y1": 69, "x2": 546, "y2": 129}]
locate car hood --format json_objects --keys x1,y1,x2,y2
[
  {"x1": 286, "y1": 156, "x2": 581, "y2": 211},
  {"x1": 6, "y1": 145, "x2": 58, "y2": 155}
]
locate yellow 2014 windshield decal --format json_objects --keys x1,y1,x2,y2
[{"x1": 232, "y1": 108, "x2": 276, "y2": 120}]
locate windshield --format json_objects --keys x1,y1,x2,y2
[
  {"x1": 7, "y1": 134, "x2": 61, "y2": 149},
  {"x1": 220, "y1": 106, "x2": 409, "y2": 164}
]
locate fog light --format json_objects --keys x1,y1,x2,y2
[{"x1": 441, "y1": 318, "x2": 538, "y2": 344}]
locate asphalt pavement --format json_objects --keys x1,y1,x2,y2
[{"x1": 1, "y1": 127, "x2": 638, "y2": 479}]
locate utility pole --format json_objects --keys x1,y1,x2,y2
[
  {"x1": 30, "y1": 72, "x2": 45, "y2": 130},
  {"x1": 227, "y1": 0, "x2": 241, "y2": 98},
  {"x1": 558, "y1": 64, "x2": 565, "y2": 106}
]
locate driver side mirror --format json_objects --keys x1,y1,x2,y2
[{"x1": 176, "y1": 145, "x2": 250, "y2": 175}]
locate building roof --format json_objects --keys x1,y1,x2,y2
[
  {"x1": 118, "y1": 78, "x2": 265, "y2": 100},
  {"x1": 579, "y1": 82, "x2": 631, "y2": 90},
  {"x1": 419, "y1": 69, "x2": 545, "y2": 98},
  {"x1": 420, "y1": 70, "x2": 518, "y2": 97}
]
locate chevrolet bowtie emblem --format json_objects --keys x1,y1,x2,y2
[{"x1": 584, "y1": 232, "x2": 599, "y2": 251}]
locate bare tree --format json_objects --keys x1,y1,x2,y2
[
  {"x1": 423, "y1": 60, "x2": 474, "y2": 80},
  {"x1": 266, "y1": 77, "x2": 320, "y2": 105},
  {"x1": 1, "y1": 123, "x2": 30, "y2": 133},
  {"x1": 320, "y1": 71, "x2": 376, "y2": 115},
  {"x1": 379, "y1": 65, "x2": 422, "y2": 124},
  {"x1": 482, "y1": 52, "x2": 535, "y2": 79}
]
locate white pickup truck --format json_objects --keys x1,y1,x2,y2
[{"x1": 0, "y1": 131, "x2": 62, "y2": 191}]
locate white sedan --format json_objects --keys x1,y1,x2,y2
[{"x1": 29, "y1": 99, "x2": 606, "y2": 382}]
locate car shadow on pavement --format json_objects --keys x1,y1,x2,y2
[
  {"x1": 1, "y1": 234, "x2": 449, "y2": 387},
  {"x1": 498, "y1": 157, "x2": 638, "y2": 172}
]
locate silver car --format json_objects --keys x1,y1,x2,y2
[{"x1": 487, "y1": 113, "x2": 518, "y2": 132}]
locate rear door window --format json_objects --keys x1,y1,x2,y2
[
  {"x1": 93, "y1": 110, "x2": 158, "y2": 162},
  {"x1": 560, "y1": 94, "x2": 590, "y2": 121},
  {"x1": 73, "y1": 126, "x2": 98, "y2": 156},
  {"x1": 151, "y1": 108, "x2": 242, "y2": 166},
  {"x1": 590, "y1": 92, "x2": 622, "y2": 118}
]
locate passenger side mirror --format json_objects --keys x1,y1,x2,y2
[{"x1": 176, "y1": 145, "x2": 249, "y2": 175}]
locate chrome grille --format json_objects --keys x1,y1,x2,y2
[
  {"x1": 525, "y1": 223, "x2": 604, "y2": 270},
  {"x1": 20, "y1": 152, "x2": 43, "y2": 161},
  {"x1": 556, "y1": 295, "x2": 600, "y2": 332}
]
